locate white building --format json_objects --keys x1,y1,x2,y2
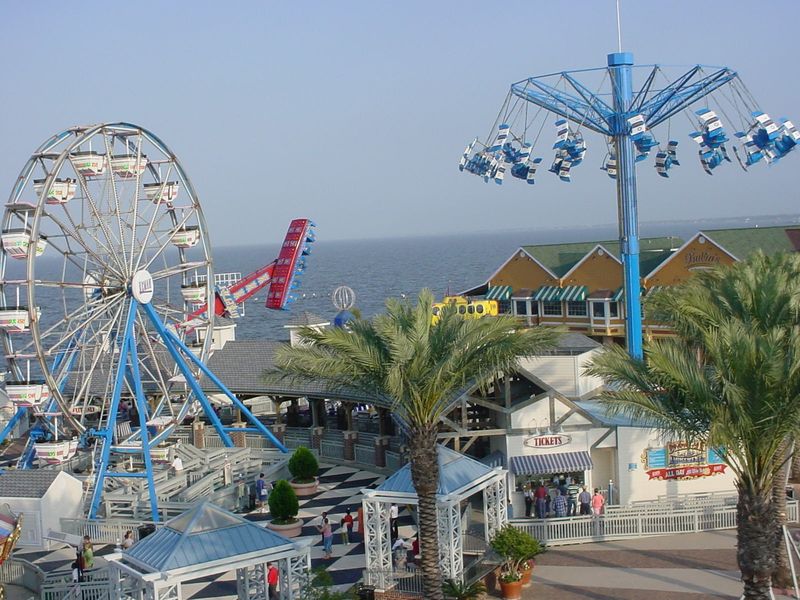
[
  {"x1": 489, "y1": 334, "x2": 736, "y2": 509},
  {"x1": 0, "y1": 470, "x2": 83, "y2": 548}
]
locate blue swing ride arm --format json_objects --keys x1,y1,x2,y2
[{"x1": 511, "y1": 78, "x2": 612, "y2": 136}]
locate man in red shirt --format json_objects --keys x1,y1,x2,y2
[
  {"x1": 267, "y1": 562, "x2": 279, "y2": 599},
  {"x1": 534, "y1": 483, "x2": 548, "y2": 519}
]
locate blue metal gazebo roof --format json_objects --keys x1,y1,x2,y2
[
  {"x1": 125, "y1": 501, "x2": 295, "y2": 572},
  {"x1": 377, "y1": 445, "x2": 499, "y2": 498}
]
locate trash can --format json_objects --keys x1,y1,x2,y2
[
  {"x1": 137, "y1": 524, "x2": 156, "y2": 540},
  {"x1": 357, "y1": 585, "x2": 375, "y2": 600}
]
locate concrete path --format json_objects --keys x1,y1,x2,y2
[{"x1": 487, "y1": 530, "x2": 799, "y2": 599}]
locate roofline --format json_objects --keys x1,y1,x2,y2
[
  {"x1": 487, "y1": 247, "x2": 557, "y2": 283},
  {"x1": 644, "y1": 231, "x2": 737, "y2": 282},
  {"x1": 559, "y1": 244, "x2": 622, "y2": 281}
]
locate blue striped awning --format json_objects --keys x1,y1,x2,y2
[
  {"x1": 560, "y1": 285, "x2": 587, "y2": 302},
  {"x1": 486, "y1": 285, "x2": 512, "y2": 301},
  {"x1": 510, "y1": 451, "x2": 594, "y2": 476},
  {"x1": 533, "y1": 286, "x2": 562, "y2": 301}
]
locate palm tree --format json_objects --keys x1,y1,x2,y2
[
  {"x1": 270, "y1": 289, "x2": 558, "y2": 600},
  {"x1": 587, "y1": 252, "x2": 800, "y2": 600}
]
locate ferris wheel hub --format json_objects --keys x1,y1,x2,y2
[{"x1": 131, "y1": 270, "x2": 154, "y2": 304}]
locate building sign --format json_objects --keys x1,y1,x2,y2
[
  {"x1": 641, "y1": 441, "x2": 727, "y2": 481},
  {"x1": 683, "y1": 250, "x2": 721, "y2": 269},
  {"x1": 524, "y1": 434, "x2": 571, "y2": 449}
]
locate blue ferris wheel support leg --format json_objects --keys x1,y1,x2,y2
[{"x1": 608, "y1": 52, "x2": 644, "y2": 360}]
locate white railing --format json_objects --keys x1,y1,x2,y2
[
  {"x1": 363, "y1": 569, "x2": 424, "y2": 596},
  {"x1": 0, "y1": 558, "x2": 44, "y2": 593},
  {"x1": 509, "y1": 500, "x2": 781, "y2": 546},
  {"x1": 60, "y1": 518, "x2": 160, "y2": 545}
]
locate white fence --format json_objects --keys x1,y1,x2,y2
[{"x1": 510, "y1": 498, "x2": 799, "y2": 546}]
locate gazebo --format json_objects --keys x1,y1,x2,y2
[
  {"x1": 106, "y1": 502, "x2": 311, "y2": 600},
  {"x1": 362, "y1": 445, "x2": 508, "y2": 588}
]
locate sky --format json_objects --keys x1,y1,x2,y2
[{"x1": 1, "y1": 1, "x2": 798, "y2": 247}]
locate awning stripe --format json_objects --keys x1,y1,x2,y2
[
  {"x1": 510, "y1": 451, "x2": 594, "y2": 476},
  {"x1": 612, "y1": 287, "x2": 624, "y2": 302},
  {"x1": 486, "y1": 285, "x2": 512, "y2": 301},
  {"x1": 647, "y1": 286, "x2": 664, "y2": 296},
  {"x1": 533, "y1": 286, "x2": 562, "y2": 301},
  {"x1": 561, "y1": 285, "x2": 588, "y2": 302}
]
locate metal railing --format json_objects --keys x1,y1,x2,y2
[
  {"x1": 363, "y1": 568, "x2": 424, "y2": 596},
  {"x1": 354, "y1": 444, "x2": 376, "y2": 466},
  {"x1": 509, "y1": 502, "x2": 773, "y2": 546},
  {"x1": 60, "y1": 518, "x2": 160, "y2": 544},
  {"x1": 0, "y1": 558, "x2": 44, "y2": 593},
  {"x1": 385, "y1": 451, "x2": 404, "y2": 471},
  {"x1": 320, "y1": 440, "x2": 344, "y2": 460}
]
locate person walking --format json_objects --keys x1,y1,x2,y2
[
  {"x1": 578, "y1": 486, "x2": 592, "y2": 515},
  {"x1": 591, "y1": 488, "x2": 605, "y2": 516},
  {"x1": 567, "y1": 480, "x2": 580, "y2": 516},
  {"x1": 316, "y1": 511, "x2": 329, "y2": 545},
  {"x1": 340, "y1": 508, "x2": 354, "y2": 545},
  {"x1": 256, "y1": 473, "x2": 271, "y2": 513},
  {"x1": 267, "y1": 562, "x2": 279, "y2": 599},
  {"x1": 534, "y1": 483, "x2": 548, "y2": 519},
  {"x1": 319, "y1": 518, "x2": 333, "y2": 559},
  {"x1": 523, "y1": 484, "x2": 533, "y2": 518},
  {"x1": 553, "y1": 489, "x2": 568, "y2": 518},
  {"x1": 81, "y1": 535, "x2": 94, "y2": 570}
]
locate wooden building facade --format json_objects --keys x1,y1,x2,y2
[{"x1": 469, "y1": 225, "x2": 800, "y2": 343}]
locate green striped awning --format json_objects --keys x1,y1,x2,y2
[
  {"x1": 560, "y1": 285, "x2": 588, "y2": 302},
  {"x1": 533, "y1": 286, "x2": 562, "y2": 301},
  {"x1": 485, "y1": 285, "x2": 512, "y2": 301},
  {"x1": 613, "y1": 287, "x2": 648, "y2": 302}
]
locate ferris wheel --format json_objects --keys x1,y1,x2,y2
[{"x1": 0, "y1": 123, "x2": 282, "y2": 521}]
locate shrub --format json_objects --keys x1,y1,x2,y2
[
  {"x1": 268, "y1": 480, "x2": 299, "y2": 523},
  {"x1": 288, "y1": 446, "x2": 319, "y2": 483},
  {"x1": 490, "y1": 525, "x2": 543, "y2": 579}
]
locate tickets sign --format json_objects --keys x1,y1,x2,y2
[{"x1": 524, "y1": 434, "x2": 571, "y2": 449}]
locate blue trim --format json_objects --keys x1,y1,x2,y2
[
  {"x1": 89, "y1": 298, "x2": 138, "y2": 519},
  {"x1": 125, "y1": 310, "x2": 161, "y2": 523},
  {"x1": 154, "y1": 317, "x2": 288, "y2": 454},
  {"x1": 140, "y1": 303, "x2": 234, "y2": 448},
  {"x1": 608, "y1": 52, "x2": 643, "y2": 360}
]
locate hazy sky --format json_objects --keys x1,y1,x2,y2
[{"x1": 1, "y1": 1, "x2": 798, "y2": 247}]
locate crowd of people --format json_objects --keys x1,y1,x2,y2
[{"x1": 519, "y1": 479, "x2": 606, "y2": 518}]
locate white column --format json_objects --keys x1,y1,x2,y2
[
  {"x1": 436, "y1": 498, "x2": 463, "y2": 582},
  {"x1": 363, "y1": 495, "x2": 392, "y2": 589},
  {"x1": 237, "y1": 563, "x2": 268, "y2": 600},
  {"x1": 281, "y1": 552, "x2": 310, "y2": 600}
]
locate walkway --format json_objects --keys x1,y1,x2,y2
[
  {"x1": 502, "y1": 530, "x2": 795, "y2": 599},
  {"x1": 14, "y1": 462, "x2": 395, "y2": 598}
]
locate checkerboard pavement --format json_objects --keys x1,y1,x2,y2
[{"x1": 16, "y1": 463, "x2": 418, "y2": 598}]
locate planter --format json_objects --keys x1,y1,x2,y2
[
  {"x1": 499, "y1": 579, "x2": 523, "y2": 600},
  {"x1": 266, "y1": 518, "x2": 303, "y2": 538},
  {"x1": 290, "y1": 478, "x2": 318, "y2": 497},
  {"x1": 520, "y1": 565, "x2": 533, "y2": 586}
]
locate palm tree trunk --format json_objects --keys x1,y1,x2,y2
[
  {"x1": 408, "y1": 424, "x2": 443, "y2": 600},
  {"x1": 738, "y1": 484, "x2": 778, "y2": 599},
  {"x1": 771, "y1": 439, "x2": 794, "y2": 589}
]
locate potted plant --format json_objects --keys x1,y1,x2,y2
[
  {"x1": 443, "y1": 578, "x2": 486, "y2": 600},
  {"x1": 266, "y1": 480, "x2": 303, "y2": 537},
  {"x1": 288, "y1": 446, "x2": 319, "y2": 496},
  {"x1": 490, "y1": 526, "x2": 544, "y2": 598}
]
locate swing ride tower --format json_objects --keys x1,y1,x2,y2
[{"x1": 461, "y1": 51, "x2": 798, "y2": 359}]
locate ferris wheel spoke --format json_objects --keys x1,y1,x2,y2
[
  {"x1": 42, "y1": 209, "x2": 125, "y2": 279},
  {"x1": 149, "y1": 261, "x2": 207, "y2": 282},
  {"x1": 134, "y1": 313, "x2": 174, "y2": 406},
  {"x1": 127, "y1": 135, "x2": 146, "y2": 275},
  {"x1": 101, "y1": 134, "x2": 130, "y2": 272},
  {"x1": 135, "y1": 207, "x2": 198, "y2": 275},
  {"x1": 74, "y1": 170, "x2": 127, "y2": 275},
  {"x1": 131, "y1": 164, "x2": 176, "y2": 273}
]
